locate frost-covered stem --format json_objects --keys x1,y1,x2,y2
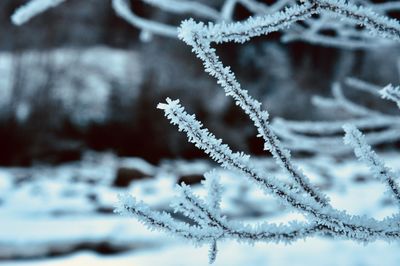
[
  {"x1": 179, "y1": 187, "x2": 331, "y2": 242},
  {"x1": 178, "y1": 0, "x2": 400, "y2": 206},
  {"x1": 204, "y1": 171, "x2": 223, "y2": 213},
  {"x1": 180, "y1": 1, "x2": 400, "y2": 45},
  {"x1": 315, "y1": 0, "x2": 400, "y2": 41},
  {"x1": 158, "y1": 99, "x2": 314, "y2": 214},
  {"x1": 343, "y1": 125, "x2": 400, "y2": 206},
  {"x1": 120, "y1": 179, "x2": 400, "y2": 244},
  {"x1": 181, "y1": 187, "x2": 237, "y2": 234},
  {"x1": 116, "y1": 195, "x2": 215, "y2": 242},
  {"x1": 118, "y1": 192, "x2": 330, "y2": 243},
  {"x1": 179, "y1": 16, "x2": 328, "y2": 207},
  {"x1": 380, "y1": 84, "x2": 400, "y2": 109},
  {"x1": 174, "y1": 184, "x2": 224, "y2": 230},
  {"x1": 158, "y1": 99, "x2": 400, "y2": 240},
  {"x1": 281, "y1": 0, "x2": 400, "y2": 49},
  {"x1": 209, "y1": 240, "x2": 217, "y2": 264},
  {"x1": 181, "y1": 2, "x2": 319, "y2": 44},
  {"x1": 202, "y1": 171, "x2": 223, "y2": 263}
]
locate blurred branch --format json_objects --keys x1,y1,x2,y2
[
  {"x1": 11, "y1": 0, "x2": 66, "y2": 25},
  {"x1": 11, "y1": 0, "x2": 400, "y2": 49}
]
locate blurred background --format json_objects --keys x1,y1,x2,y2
[{"x1": 1, "y1": 0, "x2": 400, "y2": 265}]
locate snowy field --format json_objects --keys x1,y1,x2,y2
[{"x1": 1, "y1": 150, "x2": 400, "y2": 266}]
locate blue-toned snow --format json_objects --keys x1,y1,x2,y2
[{"x1": 1, "y1": 151, "x2": 400, "y2": 265}]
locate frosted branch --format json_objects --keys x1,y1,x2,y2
[
  {"x1": 14, "y1": 0, "x2": 400, "y2": 262},
  {"x1": 315, "y1": 0, "x2": 400, "y2": 42},
  {"x1": 343, "y1": 124, "x2": 400, "y2": 206},
  {"x1": 118, "y1": 191, "x2": 330, "y2": 243},
  {"x1": 157, "y1": 99, "x2": 315, "y2": 213},
  {"x1": 380, "y1": 84, "x2": 400, "y2": 109},
  {"x1": 157, "y1": 99, "x2": 400, "y2": 240},
  {"x1": 12, "y1": 0, "x2": 400, "y2": 49},
  {"x1": 179, "y1": 14, "x2": 328, "y2": 207},
  {"x1": 203, "y1": 170, "x2": 223, "y2": 212},
  {"x1": 115, "y1": 194, "x2": 216, "y2": 243}
]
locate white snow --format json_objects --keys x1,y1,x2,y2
[{"x1": 1, "y1": 151, "x2": 400, "y2": 265}]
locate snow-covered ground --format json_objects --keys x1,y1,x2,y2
[{"x1": 1, "y1": 151, "x2": 399, "y2": 265}]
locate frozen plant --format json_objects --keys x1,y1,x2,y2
[
  {"x1": 116, "y1": 0, "x2": 400, "y2": 264},
  {"x1": 11, "y1": 0, "x2": 400, "y2": 264},
  {"x1": 12, "y1": 0, "x2": 400, "y2": 48}
]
